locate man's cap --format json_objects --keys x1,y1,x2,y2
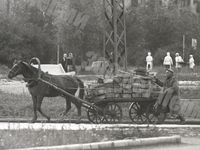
[{"x1": 166, "y1": 69, "x2": 174, "y2": 73}]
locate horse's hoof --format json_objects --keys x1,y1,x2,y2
[
  {"x1": 59, "y1": 112, "x2": 69, "y2": 119},
  {"x1": 30, "y1": 119, "x2": 36, "y2": 123},
  {"x1": 76, "y1": 120, "x2": 80, "y2": 124},
  {"x1": 60, "y1": 112, "x2": 67, "y2": 117},
  {"x1": 47, "y1": 117, "x2": 51, "y2": 122},
  {"x1": 59, "y1": 113, "x2": 64, "y2": 117},
  {"x1": 76, "y1": 117, "x2": 82, "y2": 124}
]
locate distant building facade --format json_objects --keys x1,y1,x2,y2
[{"x1": 129, "y1": 0, "x2": 200, "y2": 14}]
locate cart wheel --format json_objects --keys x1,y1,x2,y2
[
  {"x1": 146, "y1": 103, "x2": 159, "y2": 124},
  {"x1": 129, "y1": 102, "x2": 148, "y2": 124},
  {"x1": 146, "y1": 104, "x2": 166, "y2": 124},
  {"x1": 104, "y1": 103, "x2": 122, "y2": 123},
  {"x1": 87, "y1": 106, "x2": 104, "y2": 124}
]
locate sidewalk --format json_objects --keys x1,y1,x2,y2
[
  {"x1": 128, "y1": 137, "x2": 200, "y2": 150},
  {"x1": 11, "y1": 135, "x2": 181, "y2": 150}
]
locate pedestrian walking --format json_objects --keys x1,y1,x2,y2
[
  {"x1": 175, "y1": 53, "x2": 183, "y2": 71},
  {"x1": 146, "y1": 52, "x2": 153, "y2": 71},
  {"x1": 189, "y1": 55, "x2": 195, "y2": 71},
  {"x1": 163, "y1": 52, "x2": 173, "y2": 70}
]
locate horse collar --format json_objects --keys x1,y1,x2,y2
[{"x1": 26, "y1": 80, "x2": 38, "y2": 88}]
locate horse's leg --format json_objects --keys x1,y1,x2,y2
[
  {"x1": 31, "y1": 95, "x2": 37, "y2": 123},
  {"x1": 37, "y1": 96, "x2": 50, "y2": 121},
  {"x1": 74, "y1": 102, "x2": 82, "y2": 123},
  {"x1": 60, "y1": 96, "x2": 71, "y2": 116},
  {"x1": 75, "y1": 78, "x2": 84, "y2": 123},
  {"x1": 59, "y1": 97, "x2": 71, "y2": 121}
]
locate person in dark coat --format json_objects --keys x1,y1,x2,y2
[
  {"x1": 66, "y1": 52, "x2": 76, "y2": 72},
  {"x1": 154, "y1": 69, "x2": 185, "y2": 124},
  {"x1": 61, "y1": 53, "x2": 67, "y2": 72}
]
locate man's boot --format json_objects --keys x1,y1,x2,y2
[
  {"x1": 156, "y1": 112, "x2": 166, "y2": 124},
  {"x1": 177, "y1": 115, "x2": 185, "y2": 125},
  {"x1": 154, "y1": 105, "x2": 167, "y2": 124}
]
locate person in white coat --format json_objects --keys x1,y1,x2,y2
[
  {"x1": 175, "y1": 53, "x2": 184, "y2": 71},
  {"x1": 189, "y1": 55, "x2": 195, "y2": 71},
  {"x1": 163, "y1": 52, "x2": 173, "y2": 69},
  {"x1": 146, "y1": 52, "x2": 153, "y2": 71}
]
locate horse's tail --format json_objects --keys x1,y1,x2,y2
[{"x1": 75, "y1": 78, "x2": 85, "y2": 99}]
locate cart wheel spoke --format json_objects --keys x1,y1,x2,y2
[
  {"x1": 87, "y1": 106, "x2": 104, "y2": 124},
  {"x1": 104, "y1": 103, "x2": 122, "y2": 124},
  {"x1": 135, "y1": 103, "x2": 140, "y2": 110},
  {"x1": 129, "y1": 102, "x2": 148, "y2": 124}
]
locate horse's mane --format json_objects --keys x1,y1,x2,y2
[
  {"x1": 20, "y1": 61, "x2": 57, "y2": 79},
  {"x1": 21, "y1": 61, "x2": 40, "y2": 76}
]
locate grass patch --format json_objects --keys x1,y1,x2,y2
[{"x1": 0, "y1": 90, "x2": 88, "y2": 120}]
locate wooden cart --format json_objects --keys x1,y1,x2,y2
[{"x1": 85, "y1": 74, "x2": 163, "y2": 124}]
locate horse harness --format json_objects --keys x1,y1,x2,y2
[
  {"x1": 24, "y1": 72, "x2": 82, "y2": 97},
  {"x1": 24, "y1": 72, "x2": 52, "y2": 88},
  {"x1": 24, "y1": 78, "x2": 38, "y2": 88}
]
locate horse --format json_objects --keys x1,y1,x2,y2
[{"x1": 8, "y1": 60, "x2": 84, "y2": 123}]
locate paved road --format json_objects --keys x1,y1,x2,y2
[{"x1": 127, "y1": 137, "x2": 200, "y2": 150}]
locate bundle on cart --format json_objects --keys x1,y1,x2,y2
[
  {"x1": 86, "y1": 81, "x2": 123, "y2": 101},
  {"x1": 113, "y1": 75, "x2": 152, "y2": 98},
  {"x1": 86, "y1": 74, "x2": 163, "y2": 103}
]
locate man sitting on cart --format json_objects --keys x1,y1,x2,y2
[{"x1": 154, "y1": 69, "x2": 185, "y2": 124}]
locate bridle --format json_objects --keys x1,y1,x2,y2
[{"x1": 9, "y1": 64, "x2": 20, "y2": 78}]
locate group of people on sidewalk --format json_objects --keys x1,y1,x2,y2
[
  {"x1": 61, "y1": 53, "x2": 76, "y2": 72},
  {"x1": 146, "y1": 52, "x2": 195, "y2": 72}
]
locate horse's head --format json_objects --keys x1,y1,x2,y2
[
  {"x1": 8, "y1": 61, "x2": 37, "y2": 79},
  {"x1": 8, "y1": 61, "x2": 24, "y2": 79}
]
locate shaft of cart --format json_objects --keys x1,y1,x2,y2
[{"x1": 38, "y1": 78, "x2": 103, "y2": 112}]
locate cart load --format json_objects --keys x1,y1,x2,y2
[{"x1": 86, "y1": 74, "x2": 163, "y2": 102}]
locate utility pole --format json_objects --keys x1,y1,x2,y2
[
  {"x1": 103, "y1": 0, "x2": 127, "y2": 75},
  {"x1": 57, "y1": 24, "x2": 62, "y2": 64},
  {"x1": 183, "y1": 34, "x2": 185, "y2": 60},
  {"x1": 57, "y1": 44, "x2": 60, "y2": 64}
]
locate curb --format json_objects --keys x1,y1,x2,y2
[{"x1": 17, "y1": 135, "x2": 181, "y2": 150}]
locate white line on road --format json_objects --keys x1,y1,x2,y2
[{"x1": 0, "y1": 123, "x2": 200, "y2": 130}]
